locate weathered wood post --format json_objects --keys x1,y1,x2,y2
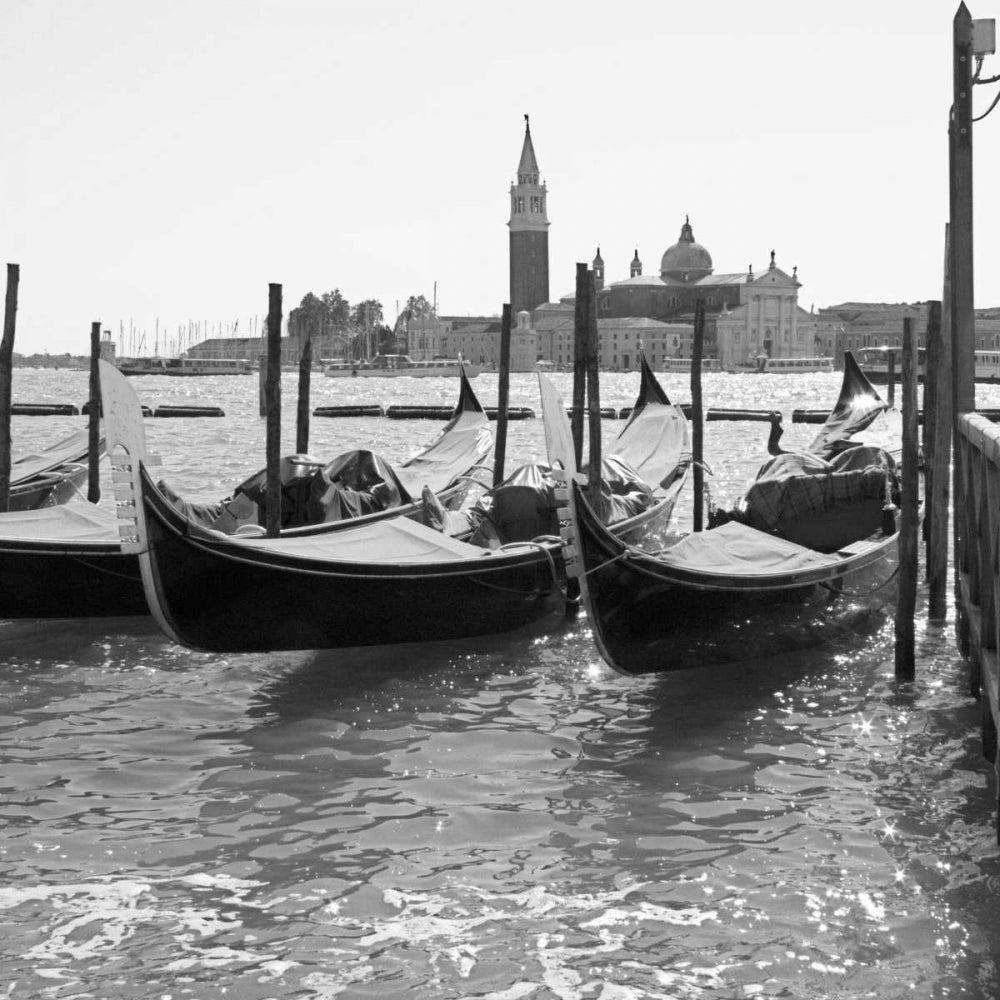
[
  {"x1": 925, "y1": 296, "x2": 950, "y2": 620},
  {"x1": 585, "y1": 269, "x2": 602, "y2": 509},
  {"x1": 493, "y1": 304, "x2": 512, "y2": 489},
  {"x1": 572, "y1": 263, "x2": 588, "y2": 470},
  {"x1": 296, "y1": 325, "x2": 311, "y2": 454},
  {"x1": 951, "y1": 5, "x2": 976, "y2": 674},
  {"x1": 895, "y1": 317, "x2": 919, "y2": 679},
  {"x1": 0, "y1": 263, "x2": 18, "y2": 512},
  {"x1": 886, "y1": 351, "x2": 895, "y2": 408},
  {"x1": 691, "y1": 299, "x2": 705, "y2": 532},
  {"x1": 88, "y1": 321, "x2": 102, "y2": 503},
  {"x1": 952, "y1": 2, "x2": 976, "y2": 415},
  {"x1": 265, "y1": 283, "x2": 282, "y2": 538}
]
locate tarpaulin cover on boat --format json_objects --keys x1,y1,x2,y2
[
  {"x1": 10, "y1": 429, "x2": 95, "y2": 483},
  {"x1": 653, "y1": 520, "x2": 839, "y2": 576},
  {"x1": 0, "y1": 502, "x2": 121, "y2": 542},
  {"x1": 194, "y1": 513, "x2": 495, "y2": 565}
]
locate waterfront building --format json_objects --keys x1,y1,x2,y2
[{"x1": 509, "y1": 115, "x2": 550, "y2": 316}]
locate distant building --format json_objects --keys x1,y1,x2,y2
[{"x1": 509, "y1": 115, "x2": 550, "y2": 316}]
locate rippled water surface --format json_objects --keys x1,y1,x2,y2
[{"x1": 2, "y1": 368, "x2": 999, "y2": 999}]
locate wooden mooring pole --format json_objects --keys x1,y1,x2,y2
[
  {"x1": 88, "y1": 321, "x2": 101, "y2": 503},
  {"x1": 585, "y1": 269, "x2": 602, "y2": 510},
  {"x1": 493, "y1": 304, "x2": 512, "y2": 489},
  {"x1": 571, "y1": 263, "x2": 588, "y2": 471},
  {"x1": 691, "y1": 299, "x2": 705, "y2": 532},
  {"x1": 0, "y1": 263, "x2": 18, "y2": 512},
  {"x1": 296, "y1": 325, "x2": 311, "y2": 454},
  {"x1": 264, "y1": 283, "x2": 282, "y2": 538},
  {"x1": 895, "y1": 317, "x2": 919, "y2": 679},
  {"x1": 925, "y1": 296, "x2": 950, "y2": 620}
]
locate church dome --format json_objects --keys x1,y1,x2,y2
[{"x1": 660, "y1": 216, "x2": 713, "y2": 282}]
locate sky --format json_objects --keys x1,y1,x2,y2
[{"x1": 2, "y1": 0, "x2": 998, "y2": 356}]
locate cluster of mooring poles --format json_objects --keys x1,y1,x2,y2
[{"x1": 947, "y1": 3, "x2": 1000, "y2": 842}]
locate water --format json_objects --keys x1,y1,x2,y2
[{"x1": 1, "y1": 369, "x2": 999, "y2": 999}]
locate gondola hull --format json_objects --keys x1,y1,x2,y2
[
  {"x1": 571, "y1": 484, "x2": 900, "y2": 674},
  {"x1": 137, "y1": 465, "x2": 558, "y2": 652},
  {"x1": 0, "y1": 544, "x2": 144, "y2": 618}
]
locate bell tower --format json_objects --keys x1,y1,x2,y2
[{"x1": 508, "y1": 114, "x2": 550, "y2": 315}]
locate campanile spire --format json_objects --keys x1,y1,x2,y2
[{"x1": 508, "y1": 115, "x2": 550, "y2": 315}]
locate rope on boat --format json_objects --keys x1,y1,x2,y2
[{"x1": 819, "y1": 562, "x2": 899, "y2": 598}]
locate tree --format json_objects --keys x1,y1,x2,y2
[
  {"x1": 404, "y1": 294, "x2": 432, "y2": 321},
  {"x1": 321, "y1": 289, "x2": 351, "y2": 330},
  {"x1": 352, "y1": 299, "x2": 383, "y2": 329}
]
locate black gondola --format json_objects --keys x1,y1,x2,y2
[
  {"x1": 0, "y1": 371, "x2": 493, "y2": 619},
  {"x1": 541, "y1": 354, "x2": 909, "y2": 675},
  {"x1": 100, "y1": 354, "x2": 692, "y2": 650}
]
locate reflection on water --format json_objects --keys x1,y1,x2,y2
[{"x1": 1, "y1": 370, "x2": 999, "y2": 998}]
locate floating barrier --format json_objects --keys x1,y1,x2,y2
[
  {"x1": 81, "y1": 401, "x2": 153, "y2": 417},
  {"x1": 386, "y1": 405, "x2": 455, "y2": 420},
  {"x1": 11, "y1": 403, "x2": 80, "y2": 416},
  {"x1": 313, "y1": 404, "x2": 386, "y2": 418},
  {"x1": 706, "y1": 408, "x2": 782, "y2": 423},
  {"x1": 566, "y1": 406, "x2": 618, "y2": 420},
  {"x1": 152, "y1": 405, "x2": 225, "y2": 418},
  {"x1": 485, "y1": 407, "x2": 535, "y2": 421}
]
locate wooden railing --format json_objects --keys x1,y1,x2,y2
[{"x1": 954, "y1": 412, "x2": 1000, "y2": 840}]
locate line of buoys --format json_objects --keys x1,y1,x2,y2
[
  {"x1": 485, "y1": 406, "x2": 535, "y2": 421},
  {"x1": 386, "y1": 405, "x2": 455, "y2": 420},
  {"x1": 152, "y1": 405, "x2": 225, "y2": 418},
  {"x1": 313, "y1": 404, "x2": 386, "y2": 418},
  {"x1": 565, "y1": 406, "x2": 618, "y2": 420},
  {"x1": 706, "y1": 408, "x2": 782, "y2": 423},
  {"x1": 81, "y1": 401, "x2": 153, "y2": 417},
  {"x1": 11, "y1": 403, "x2": 80, "y2": 416}
]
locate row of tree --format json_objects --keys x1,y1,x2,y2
[{"x1": 288, "y1": 290, "x2": 434, "y2": 360}]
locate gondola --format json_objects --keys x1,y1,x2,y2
[
  {"x1": 542, "y1": 353, "x2": 909, "y2": 675},
  {"x1": 0, "y1": 371, "x2": 493, "y2": 619},
  {"x1": 8, "y1": 429, "x2": 98, "y2": 510},
  {"x1": 99, "y1": 354, "x2": 691, "y2": 651}
]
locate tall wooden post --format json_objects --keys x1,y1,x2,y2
[
  {"x1": 886, "y1": 352, "x2": 895, "y2": 408},
  {"x1": 691, "y1": 299, "x2": 705, "y2": 532},
  {"x1": 0, "y1": 264, "x2": 18, "y2": 512},
  {"x1": 265, "y1": 283, "x2": 282, "y2": 538},
  {"x1": 493, "y1": 304, "x2": 512, "y2": 489},
  {"x1": 952, "y1": 2, "x2": 975, "y2": 416},
  {"x1": 88, "y1": 321, "x2": 101, "y2": 503},
  {"x1": 572, "y1": 263, "x2": 588, "y2": 469},
  {"x1": 296, "y1": 327, "x2": 311, "y2": 454},
  {"x1": 585, "y1": 269, "x2": 602, "y2": 509},
  {"x1": 926, "y1": 295, "x2": 951, "y2": 620},
  {"x1": 895, "y1": 317, "x2": 919, "y2": 679}
]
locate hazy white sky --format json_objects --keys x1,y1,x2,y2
[{"x1": 2, "y1": 0, "x2": 996, "y2": 355}]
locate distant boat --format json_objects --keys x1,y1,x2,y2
[
  {"x1": 855, "y1": 345, "x2": 1000, "y2": 385},
  {"x1": 323, "y1": 354, "x2": 483, "y2": 378},
  {"x1": 661, "y1": 357, "x2": 723, "y2": 373},
  {"x1": 117, "y1": 357, "x2": 251, "y2": 376},
  {"x1": 734, "y1": 356, "x2": 834, "y2": 374}
]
